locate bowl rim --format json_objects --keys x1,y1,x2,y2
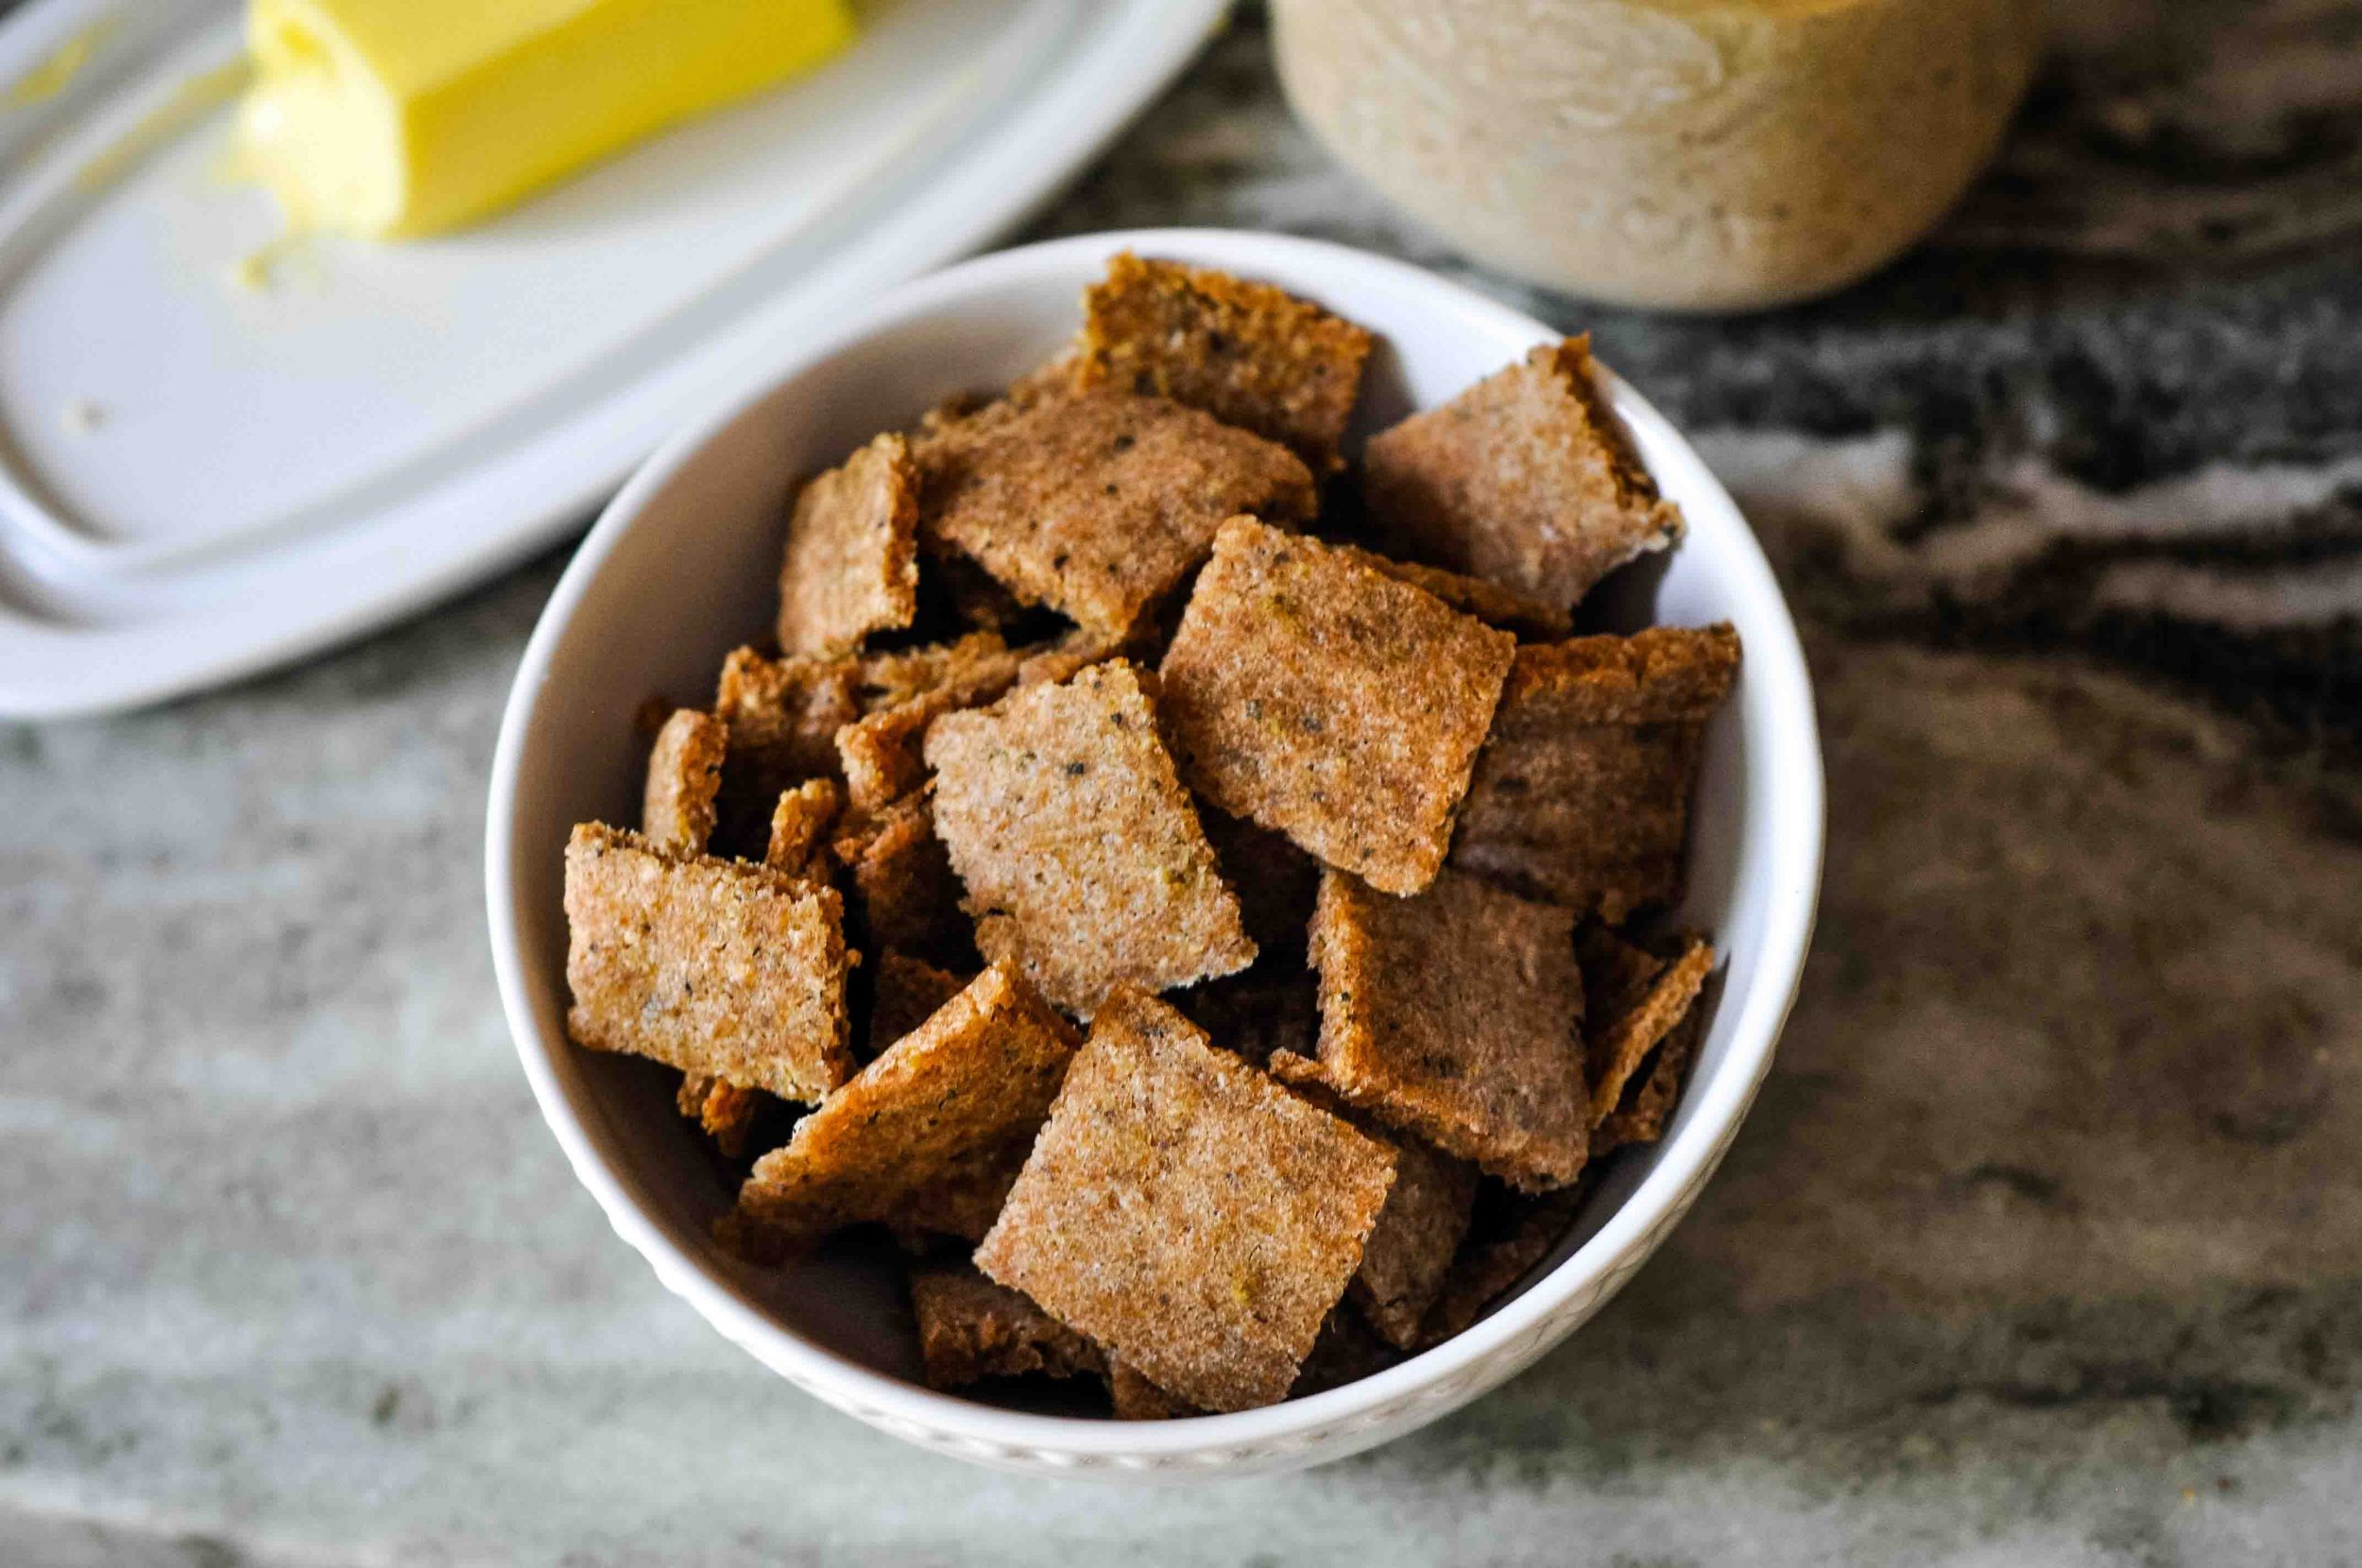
[{"x1": 486, "y1": 227, "x2": 1826, "y2": 1460}]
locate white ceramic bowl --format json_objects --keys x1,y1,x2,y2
[{"x1": 486, "y1": 230, "x2": 1824, "y2": 1480}]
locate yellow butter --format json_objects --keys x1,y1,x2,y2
[{"x1": 234, "y1": 0, "x2": 856, "y2": 239}]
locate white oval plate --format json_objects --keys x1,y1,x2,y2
[{"x1": 0, "y1": 0, "x2": 1228, "y2": 718}]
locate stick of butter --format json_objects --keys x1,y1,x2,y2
[{"x1": 234, "y1": 0, "x2": 857, "y2": 239}]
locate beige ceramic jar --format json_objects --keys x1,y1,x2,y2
[{"x1": 1273, "y1": 0, "x2": 2044, "y2": 312}]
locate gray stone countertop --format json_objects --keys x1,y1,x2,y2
[{"x1": 6, "y1": 3, "x2": 2362, "y2": 1563}]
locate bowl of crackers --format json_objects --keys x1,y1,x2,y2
[{"x1": 487, "y1": 230, "x2": 1824, "y2": 1478}]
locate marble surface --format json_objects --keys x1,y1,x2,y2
[{"x1": 7, "y1": 3, "x2": 2362, "y2": 1562}]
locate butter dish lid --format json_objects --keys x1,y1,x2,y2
[{"x1": 0, "y1": 0, "x2": 1229, "y2": 718}]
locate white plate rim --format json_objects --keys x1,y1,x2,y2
[{"x1": 0, "y1": 0, "x2": 1231, "y2": 720}]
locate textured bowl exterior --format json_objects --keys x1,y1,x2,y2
[{"x1": 487, "y1": 230, "x2": 1824, "y2": 1480}]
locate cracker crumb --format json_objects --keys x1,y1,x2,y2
[
  {"x1": 563, "y1": 824, "x2": 853, "y2": 1102},
  {"x1": 675, "y1": 1072, "x2": 762, "y2": 1158},
  {"x1": 1452, "y1": 624, "x2": 1739, "y2": 920},
  {"x1": 928, "y1": 660, "x2": 1255, "y2": 1016},
  {"x1": 1363, "y1": 336, "x2": 1685, "y2": 605},
  {"x1": 1303, "y1": 867, "x2": 1588, "y2": 1189},
  {"x1": 974, "y1": 986, "x2": 1395, "y2": 1412},
  {"x1": 640, "y1": 707, "x2": 727, "y2": 857},
  {"x1": 724, "y1": 963, "x2": 1079, "y2": 1258},
  {"x1": 1157, "y1": 519, "x2": 1515, "y2": 895},
  {"x1": 1075, "y1": 251, "x2": 1375, "y2": 474},
  {"x1": 914, "y1": 390, "x2": 1316, "y2": 635},
  {"x1": 776, "y1": 433, "x2": 920, "y2": 656}
]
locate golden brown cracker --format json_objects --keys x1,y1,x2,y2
[
  {"x1": 1597, "y1": 1004, "x2": 1705, "y2": 1154},
  {"x1": 724, "y1": 963, "x2": 1079, "y2": 1258},
  {"x1": 1305, "y1": 867, "x2": 1588, "y2": 1189},
  {"x1": 1075, "y1": 252, "x2": 1375, "y2": 474},
  {"x1": 909, "y1": 1266, "x2": 1106, "y2": 1389},
  {"x1": 775, "y1": 433, "x2": 920, "y2": 656},
  {"x1": 1586, "y1": 937, "x2": 1712, "y2": 1129},
  {"x1": 853, "y1": 631, "x2": 1015, "y2": 713},
  {"x1": 1451, "y1": 625, "x2": 1739, "y2": 921},
  {"x1": 640, "y1": 707, "x2": 727, "y2": 857},
  {"x1": 974, "y1": 987, "x2": 1395, "y2": 1413},
  {"x1": 1156, "y1": 519, "x2": 1515, "y2": 895},
  {"x1": 1575, "y1": 922, "x2": 1665, "y2": 1030},
  {"x1": 927, "y1": 660, "x2": 1255, "y2": 1016},
  {"x1": 764, "y1": 777, "x2": 844, "y2": 878},
  {"x1": 1363, "y1": 336, "x2": 1685, "y2": 605},
  {"x1": 563, "y1": 824, "x2": 853, "y2": 1102},
  {"x1": 913, "y1": 390, "x2": 1316, "y2": 635}
]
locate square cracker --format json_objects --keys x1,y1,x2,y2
[
  {"x1": 927, "y1": 660, "x2": 1255, "y2": 1016},
  {"x1": 910, "y1": 1266, "x2": 1107, "y2": 1389},
  {"x1": 775, "y1": 432, "x2": 920, "y2": 656},
  {"x1": 724, "y1": 963, "x2": 1079, "y2": 1257},
  {"x1": 1074, "y1": 251, "x2": 1375, "y2": 474},
  {"x1": 1269, "y1": 1058, "x2": 1479, "y2": 1350},
  {"x1": 1451, "y1": 625, "x2": 1740, "y2": 921},
  {"x1": 563, "y1": 824, "x2": 853, "y2": 1102},
  {"x1": 975, "y1": 987, "x2": 1396, "y2": 1413},
  {"x1": 641, "y1": 707, "x2": 727, "y2": 857},
  {"x1": 1305, "y1": 867, "x2": 1588, "y2": 1189},
  {"x1": 913, "y1": 390, "x2": 1316, "y2": 635},
  {"x1": 1363, "y1": 336, "x2": 1685, "y2": 606},
  {"x1": 1157, "y1": 519, "x2": 1515, "y2": 895}
]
